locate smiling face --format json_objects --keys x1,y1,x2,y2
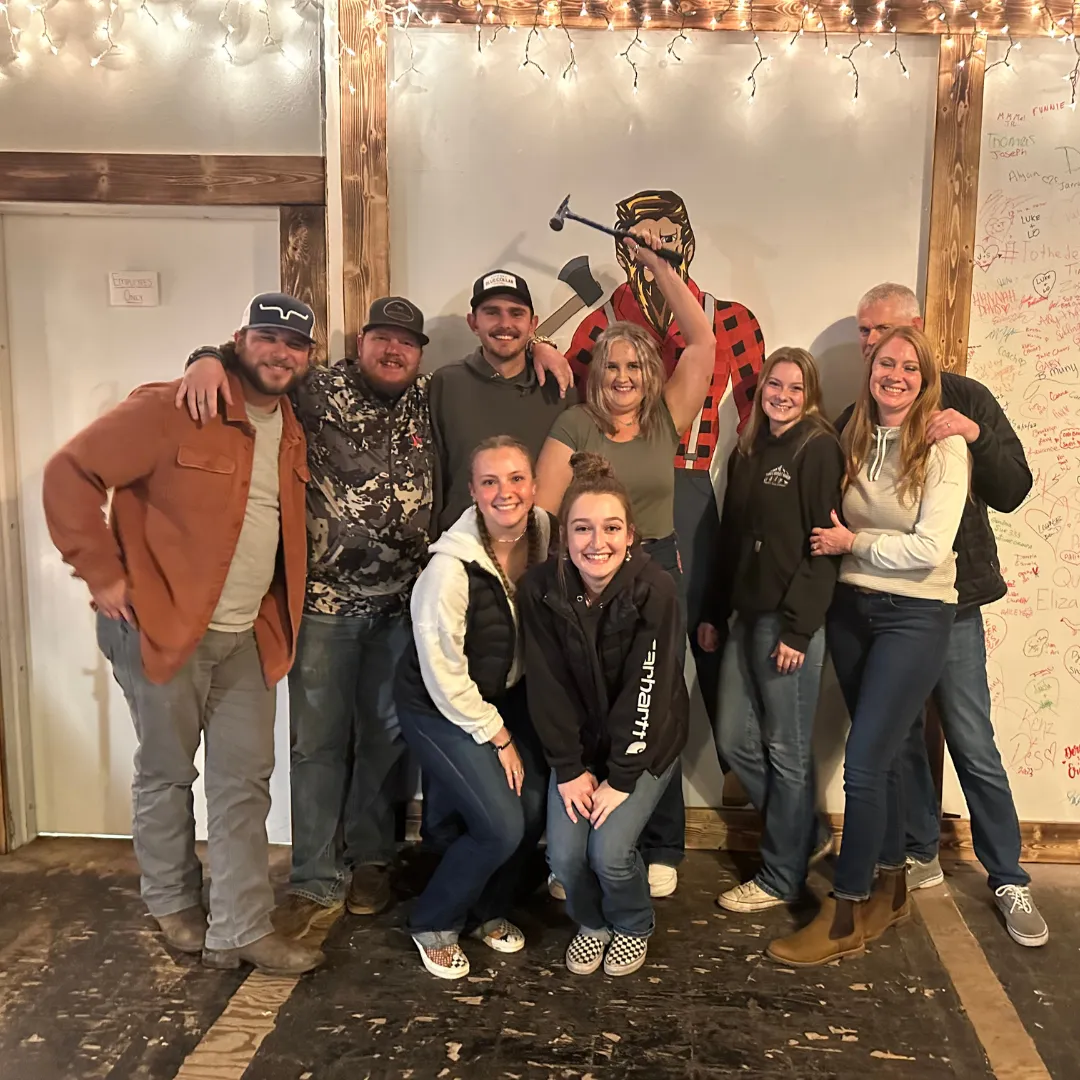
[
  {"x1": 760, "y1": 359, "x2": 806, "y2": 435},
  {"x1": 566, "y1": 492, "x2": 635, "y2": 596},
  {"x1": 469, "y1": 446, "x2": 535, "y2": 538},
  {"x1": 233, "y1": 328, "x2": 313, "y2": 401},
  {"x1": 356, "y1": 325, "x2": 424, "y2": 397},
  {"x1": 870, "y1": 337, "x2": 923, "y2": 425},
  {"x1": 601, "y1": 338, "x2": 646, "y2": 419},
  {"x1": 467, "y1": 295, "x2": 538, "y2": 367},
  {"x1": 857, "y1": 297, "x2": 922, "y2": 359}
]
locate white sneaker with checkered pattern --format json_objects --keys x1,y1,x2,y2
[
  {"x1": 565, "y1": 931, "x2": 607, "y2": 975},
  {"x1": 603, "y1": 932, "x2": 648, "y2": 977}
]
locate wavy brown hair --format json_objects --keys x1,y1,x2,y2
[
  {"x1": 469, "y1": 436, "x2": 543, "y2": 602},
  {"x1": 738, "y1": 346, "x2": 836, "y2": 457},
  {"x1": 841, "y1": 325, "x2": 942, "y2": 506},
  {"x1": 556, "y1": 452, "x2": 636, "y2": 585},
  {"x1": 583, "y1": 322, "x2": 668, "y2": 440}
]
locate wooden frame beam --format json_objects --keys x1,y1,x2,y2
[
  {"x1": 924, "y1": 34, "x2": 986, "y2": 375},
  {"x1": 280, "y1": 206, "x2": 330, "y2": 364},
  {"x1": 0, "y1": 153, "x2": 326, "y2": 206},
  {"x1": 352, "y1": 0, "x2": 1073, "y2": 35}
]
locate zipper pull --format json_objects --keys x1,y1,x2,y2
[{"x1": 754, "y1": 540, "x2": 762, "y2": 552}]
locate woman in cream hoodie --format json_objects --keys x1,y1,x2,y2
[{"x1": 395, "y1": 436, "x2": 555, "y2": 979}]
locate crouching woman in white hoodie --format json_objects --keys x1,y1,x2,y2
[{"x1": 395, "y1": 436, "x2": 555, "y2": 979}]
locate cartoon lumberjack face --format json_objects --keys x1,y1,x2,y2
[{"x1": 614, "y1": 190, "x2": 697, "y2": 336}]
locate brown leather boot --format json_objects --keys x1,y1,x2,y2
[
  {"x1": 271, "y1": 894, "x2": 344, "y2": 941},
  {"x1": 202, "y1": 931, "x2": 325, "y2": 976},
  {"x1": 156, "y1": 906, "x2": 208, "y2": 954},
  {"x1": 347, "y1": 864, "x2": 393, "y2": 916},
  {"x1": 766, "y1": 894, "x2": 866, "y2": 967},
  {"x1": 863, "y1": 866, "x2": 911, "y2": 943}
]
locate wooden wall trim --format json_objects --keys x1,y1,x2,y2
[
  {"x1": 339, "y1": 3, "x2": 390, "y2": 360},
  {"x1": 0, "y1": 154, "x2": 326, "y2": 207},
  {"x1": 360, "y1": 1, "x2": 1073, "y2": 36},
  {"x1": 280, "y1": 207, "x2": 330, "y2": 365},
  {"x1": 685, "y1": 808, "x2": 1080, "y2": 864},
  {"x1": 923, "y1": 34, "x2": 986, "y2": 376}
]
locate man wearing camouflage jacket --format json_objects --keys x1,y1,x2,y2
[{"x1": 182, "y1": 297, "x2": 433, "y2": 935}]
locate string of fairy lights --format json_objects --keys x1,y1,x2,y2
[{"x1": 2, "y1": 0, "x2": 1080, "y2": 108}]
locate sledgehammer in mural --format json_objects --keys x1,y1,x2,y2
[{"x1": 562, "y1": 188, "x2": 766, "y2": 721}]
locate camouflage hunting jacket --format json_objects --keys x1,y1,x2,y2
[{"x1": 293, "y1": 363, "x2": 432, "y2": 618}]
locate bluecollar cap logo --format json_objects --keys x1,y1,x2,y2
[
  {"x1": 383, "y1": 299, "x2": 417, "y2": 323},
  {"x1": 482, "y1": 272, "x2": 519, "y2": 292}
]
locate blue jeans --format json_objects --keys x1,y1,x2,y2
[
  {"x1": 715, "y1": 614, "x2": 826, "y2": 901},
  {"x1": 826, "y1": 585, "x2": 956, "y2": 901},
  {"x1": 546, "y1": 762, "x2": 676, "y2": 939},
  {"x1": 287, "y1": 611, "x2": 410, "y2": 904},
  {"x1": 902, "y1": 607, "x2": 1029, "y2": 889},
  {"x1": 400, "y1": 684, "x2": 547, "y2": 946},
  {"x1": 637, "y1": 532, "x2": 686, "y2": 868}
]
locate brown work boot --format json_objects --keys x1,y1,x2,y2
[
  {"x1": 271, "y1": 894, "x2": 344, "y2": 941},
  {"x1": 863, "y1": 866, "x2": 911, "y2": 943},
  {"x1": 766, "y1": 894, "x2": 866, "y2": 968},
  {"x1": 346, "y1": 864, "x2": 393, "y2": 915},
  {"x1": 202, "y1": 931, "x2": 324, "y2": 976},
  {"x1": 156, "y1": 906, "x2": 208, "y2": 954}
]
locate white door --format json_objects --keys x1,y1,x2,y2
[{"x1": 1, "y1": 206, "x2": 293, "y2": 844}]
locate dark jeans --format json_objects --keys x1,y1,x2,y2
[
  {"x1": 902, "y1": 607, "x2": 1029, "y2": 889},
  {"x1": 674, "y1": 468, "x2": 723, "y2": 725},
  {"x1": 826, "y1": 585, "x2": 956, "y2": 901},
  {"x1": 638, "y1": 531, "x2": 687, "y2": 868},
  {"x1": 715, "y1": 615, "x2": 826, "y2": 900},
  {"x1": 400, "y1": 683, "x2": 547, "y2": 945},
  {"x1": 287, "y1": 611, "x2": 410, "y2": 904},
  {"x1": 546, "y1": 762, "x2": 676, "y2": 939}
]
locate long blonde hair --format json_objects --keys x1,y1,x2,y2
[
  {"x1": 738, "y1": 346, "x2": 835, "y2": 456},
  {"x1": 584, "y1": 322, "x2": 668, "y2": 439},
  {"x1": 842, "y1": 325, "x2": 942, "y2": 505}
]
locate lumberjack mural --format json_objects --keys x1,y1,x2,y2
[{"x1": 567, "y1": 189, "x2": 766, "y2": 719}]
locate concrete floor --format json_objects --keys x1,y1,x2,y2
[{"x1": 0, "y1": 838, "x2": 1074, "y2": 1079}]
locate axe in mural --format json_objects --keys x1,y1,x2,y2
[{"x1": 564, "y1": 188, "x2": 767, "y2": 726}]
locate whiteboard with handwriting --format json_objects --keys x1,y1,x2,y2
[{"x1": 967, "y1": 39, "x2": 1080, "y2": 821}]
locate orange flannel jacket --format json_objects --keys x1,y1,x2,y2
[{"x1": 42, "y1": 372, "x2": 309, "y2": 686}]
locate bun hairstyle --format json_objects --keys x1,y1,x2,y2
[
  {"x1": 557, "y1": 452, "x2": 636, "y2": 571},
  {"x1": 469, "y1": 435, "x2": 542, "y2": 602}
]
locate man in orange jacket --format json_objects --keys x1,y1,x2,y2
[{"x1": 42, "y1": 293, "x2": 323, "y2": 977}]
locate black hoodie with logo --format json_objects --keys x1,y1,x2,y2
[
  {"x1": 519, "y1": 548, "x2": 688, "y2": 794},
  {"x1": 706, "y1": 420, "x2": 845, "y2": 652}
]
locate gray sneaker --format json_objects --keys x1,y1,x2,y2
[
  {"x1": 906, "y1": 855, "x2": 945, "y2": 890},
  {"x1": 993, "y1": 885, "x2": 1049, "y2": 947}
]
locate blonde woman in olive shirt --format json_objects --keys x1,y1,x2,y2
[{"x1": 534, "y1": 225, "x2": 715, "y2": 899}]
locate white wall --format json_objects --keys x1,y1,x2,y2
[
  {"x1": 0, "y1": 0, "x2": 322, "y2": 154},
  {"x1": 387, "y1": 26, "x2": 940, "y2": 809},
  {"x1": 1, "y1": 206, "x2": 293, "y2": 843}
]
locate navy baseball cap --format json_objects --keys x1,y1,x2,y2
[
  {"x1": 240, "y1": 292, "x2": 317, "y2": 343},
  {"x1": 470, "y1": 270, "x2": 533, "y2": 312}
]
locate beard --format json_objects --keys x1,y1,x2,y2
[
  {"x1": 626, "y1": 259, "x2": 690, "y2": 337},
  {"x1": 234, "y1": 351, "x2": 306, "y2": 398}
]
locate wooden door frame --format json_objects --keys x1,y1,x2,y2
[{"x1": 0, "y1": 152, "x2": 328, "y2": 852}]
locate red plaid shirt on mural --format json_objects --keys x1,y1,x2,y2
[{"x1": 566, "y1": 280, "x2": 766, "y2": 471}]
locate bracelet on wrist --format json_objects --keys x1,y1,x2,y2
[{"x1": 493, "y1": 737, "x2": 513, "y2": 752}]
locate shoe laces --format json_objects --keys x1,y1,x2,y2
[{"x1": 996, "y1": 884, "x2": 1033, "y2": 914}]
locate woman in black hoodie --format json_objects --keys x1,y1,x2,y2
[
  {"x1": 519, "y1": 453, "x2": 688, "y2": 978},
  {"x1": 698, "y1": 347, "x2": 844, "y2": 915}
]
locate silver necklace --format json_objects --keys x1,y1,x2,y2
[{"x1": 494, "y1": 527, "x2": 527, "y2": 544}]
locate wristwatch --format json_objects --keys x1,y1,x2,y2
[{"x1": 185, "y1": 345, "x2": 225, "y2": 369}]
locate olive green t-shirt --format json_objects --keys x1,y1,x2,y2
[{"x1": 547, "y1": 401, "x2": 681, "y2": 540}]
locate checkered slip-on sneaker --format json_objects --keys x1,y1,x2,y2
[
  {"x1": 603, "y1": 932, "x2": 649, "y2": 977},
  {"x1": 565, "y1": 931, "x2": 607, "y2": 976},
  {"x1": 413, "y1": 937, "x2": 471, "y2": 980}
]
